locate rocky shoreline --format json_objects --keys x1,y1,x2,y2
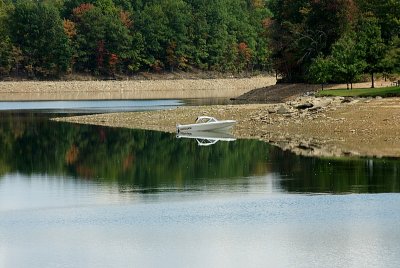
[
  {"x1": 54, "y1": 95, "x2": 400, "y2": 158},
  {"x1": 0, "y1": 76, "x2": 276, "y2": 101}
]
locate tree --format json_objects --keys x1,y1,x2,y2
[
  {"x1": 0, "y1": 0, "x2": 13, "y2": 76},
  {"x1": 3, "y1": 0, "x2": 274, "y2": 76},
  {"x1": 330, "y1": 31, "x2": 366, "y2": 89},
  {"x1": 72, "y1": 3, "x2": 133, "y2": 75},
  {"x1": 9, "y1": 1, "x2": 71, "y2": 77},
  {"x1": 268, "y1": 0, "x2": 358, "y2": 81},
  {"x1": 381, "y1": 37, "x2": 400, "y2": 76},
  {"x1": 250, "y1": 4, "x2": 273, "y2": 71},
  {"x1": 161, "y1": 0, "x2": 192, "y2": 71},
  {"x1": 356, "y1": 15, "x2": 386, "y2": 88},
  {"x1": 356, "y1": 0, "x2": 400, "y2": 42},
  {"x1": 237, "y1": 42, "x2": 253, "y2": 71},
  {"x1": 308, "y1": 54, "x2": 332, "y2": 90},
  {"x1": 205, "y1": 0, "x2": 235, "y2": 71},
  {"x1": 136, "y1": 3, "x2": 169, "y2": 69}
]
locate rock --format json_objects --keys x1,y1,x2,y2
[
  {"x1": 296, "y1": 102, "x2": 314, "y2": 110},
  {"x1": 277, "y1": 105, "x2": 293, "y2": 114},
  {"x1": 302, "y1": 91, "x2": 315, "y2": 97},
  {"x1": 312, "y1": 98, "x2": 331, "y2": 108},
  {"x1": 308, "y1": 106, "x2": 322, "y2": 112},
  {"x1": 342, "y1": 97, "x2": 353, "y2": 103}
]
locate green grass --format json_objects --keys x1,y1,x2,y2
[{"x1": 316, "y1": 86, "x2": 400, "y2": 97}]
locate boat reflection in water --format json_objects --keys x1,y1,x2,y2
[{"x1": 176, "y1": 131, "x2": 236, "y2": 146}]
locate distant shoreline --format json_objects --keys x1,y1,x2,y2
[{"x1": 0, "y1": 76, "x2": 276, "y2": 101}]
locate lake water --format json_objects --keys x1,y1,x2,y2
[{"x1": 0, "y1": 100, "x2": 399, "y2": 268}]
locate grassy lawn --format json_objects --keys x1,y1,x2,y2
[{"x1": 317, "y1": 86, "x2": 400, "y2": 97}]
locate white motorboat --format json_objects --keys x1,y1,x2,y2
[
  {"x1": 176, "y1": 131, "x2": 236, "y2": 146},
  {"x1": 176, "y1": 116, "x2": 236, "y2": 133}
]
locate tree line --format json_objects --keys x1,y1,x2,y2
[
  {"x1": 0, "y1": 0, "x2": 399, "y2": 84},
  {"x1": 0, "y1": 0, "x2": 271, "y2": 78},
  {"x1": 269, "y1": 0, "x2": 400, "y2": 88}
]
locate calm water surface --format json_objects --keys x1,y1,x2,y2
[{"x1": 0, "y1": 101, "x2": 399, "y2": 268}]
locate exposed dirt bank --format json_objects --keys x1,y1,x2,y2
[
  {"x1": 54, "y1": 96, "x2": 400, "y2": 158},
  {"x1": 234, "y1": 81, "x2": 395, "y2": 103},
  {"x1": 0, "y1": 76, "x2": 276, "y2": 101}
]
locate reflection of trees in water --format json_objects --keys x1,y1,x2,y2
[
  {"x1": 0, "y1": 113, "x2": 270, "y2": 190},
  {"x1": 1, "y1": 113, "x2": 399, "y2": 193},
  {"x1": 269, "y1": 147, "x2": 400, "y2": 193}
]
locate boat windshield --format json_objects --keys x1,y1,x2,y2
[{"x1": 195, "y1": 116, "x2": 217, "y2": 124}]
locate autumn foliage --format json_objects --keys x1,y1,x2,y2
[
  {"x1": 0, "y1": 0, "x2": 398, "y2": 79},
  {"x1": 63, "y1": 19, "x2": 76, "y2": 38},
  {"x1": 72, "y1": 3, "x2": 94, "y2": 19}
]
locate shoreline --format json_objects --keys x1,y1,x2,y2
[
  {"x1": 0, "y1": 76, "x2": 276, "y2": 101},
  {"x1": 53, "y1": 96, "x2": 400, "y2": 158}
]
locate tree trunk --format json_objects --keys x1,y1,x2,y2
[
  {"x1": 347, "y1": 83, "x2": 349, "y2": 90},
  {"x1": 351, "y1": 82, "x2": 353, "y2": 90},
  {"x1": 371, "y1": 72, "x2": 375, "y2": 88},
  {"x1": 321, "y1": 83, "x2": 324, "y2": 90}
]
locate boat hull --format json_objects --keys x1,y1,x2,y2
[{"x1": 177, "y1": 120, "x2": 236, "y2": 133}]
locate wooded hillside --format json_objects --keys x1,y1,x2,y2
[
  {"x1": 0, "y1": 0, "x2": 399, "y2": 83},
  {"x1": 0, "y1": 0, "x2": 271, "y2": 78}
]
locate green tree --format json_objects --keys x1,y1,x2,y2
[
  {"x1": 9, "y1": 1, "x2": 71, "y2": 77},
  {"x1": 381, "y1": 37, "x2": 400, "y2": 76},
  {"x1": 356, "y1": 0, "x2": 400, "y2": 42},
  {"x1": 161, "y1": 0, "x2": 192, "y2": 71},
  {"x1": 249, "y1": 1, "x2": 273, "y2": 71},
  {"x1": 3, "y1": 0, "x2": 274, "y2": 76},
  {"x1": 72, "y1": 3, "x2": 133, "y2": 75},
  {"x1": 0, "y1": 0, "x2": 13, "y2": 76},
  {"x1": 330, "y1": 31, "x2": 366, "y2": 89},
  {"x1": 136, "y1": 3, "x2": 169, "y2": 70},
  {"x1": 204, "y1": 0, "x2": 235, "y2": 71},
  {"x1": 357, "y1": 15, "x2": 386, "y2": 88},
  {"x1": 308, "y1": 54, "x2": 332, "y2": 90},
  {"x1": 268, "y1": 0, "x2": 357, "y2": 81}
]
